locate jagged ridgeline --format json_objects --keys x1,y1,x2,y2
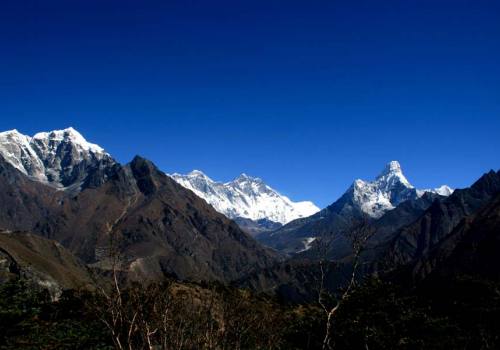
[
  {"x1": 258, "y1": 161, "x2": 453, "y2": 256},
  {"x1": 0, "y1": 128, "x2": 277, "y2": 290},
  {"x1": 1, "y1": 128, "x2": 500, "y2": 349},
  {"x1": 169, "y1": 170, "x2": 320, "y2": 235}
]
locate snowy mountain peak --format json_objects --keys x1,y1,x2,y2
[
  {"x1": 236, "y1": 173, "x2": 250, "y2": 180},
  {"x1": 0, "y1": 129, "x2": 31, "y2": 145},
  {"x1": 1, "y1": 129, "x2": 22, "y2": 136},
  {"x1": 186, "y1": 169, "x2": 213, "y2": 179},
  {"x1": 32, "y1": 127, "x2": 105, "y2": 154},
  {"x1": 170, "y1": 171, "x2": 320, "y2": 224},
  {"x1": 433, "y1": 185, "x2": 454, "y2": 196},
  {"x1": 233, "y1": 173, "x2": 264, "y2": 185},
  {"x1": 0, "y1": 127, "x2": 113, "y2": 188},
  {"x1": 380, "y1": 160, "x2": 403, "y2": 175},
  {"x1": 376, "y1": 161, "x2": 413, "y2": 189},
  {"x1": 350, "y1": 161, "x2": 451, "y2": 218},
  {"x1": 417, "y1": 185, "x2": 454, "y2": 197}
]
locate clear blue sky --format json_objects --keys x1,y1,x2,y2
[{"x1": 1, "y1": 0, "x2": 499, "y2": 208}]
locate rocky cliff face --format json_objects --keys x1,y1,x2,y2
[
  {"x1": 239, "y1": 170, "x2": 500, "y2": 301},
  {"x1": 258, "y1": 161, "x2": 452, "y2": 255},
  {"x1": 0, "y1": 127, "x2": 116, "y2": 190},
  {"x1": 0, "y1": 152, "x2": 277, "y2": 283},
  {"x1": 383, "y1": 170, "x2": 500, "y2": 274}
]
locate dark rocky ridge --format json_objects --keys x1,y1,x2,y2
[
  {"x1": 259, "y1": 190, "x2": 442, "y2": 260},
  {"x1": 423, "y1": 191, "x2": 500, "y2": 281},
  {"x1": 382, "y1": 170, "x2": 500, "y2": 271},
  {"x1": 241, "y1": 170, "x2": 500, "y2": 301},
  {"x1": 258, "y1": 162, "x2": 454, "y2": 258},
  {"x1": 0, "y1": 154, "x2": 277, "y2": 283},
  {"x1": 258, "y1": 191, "x2": 364, "y2": 257}
]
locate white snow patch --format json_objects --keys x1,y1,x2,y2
[
  {"x1": 417, "y1": 185, "x2": 454, "y2": 197},
  {"x1": 298, "y1": 237, "x2": 316, "y2": 253},
  {"x1": 33, "y1": 127, "x2": 105, "y2": 154}
]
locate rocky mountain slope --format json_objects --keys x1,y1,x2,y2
[
  {"x1": 240, "y1": 169, "x2": 499, "y2": 301},
  {"x1": 0, "y1": 128, "x2": 277, "y2": 283},
  {"x1": 350, "y1": 161, "x2": 452, "y2": 218},
  {"x1": 259, "y1": 161, "x2": 452, "y2": 255},
  {"x1": 4, "y1": 127, "x2": 494, "y2": 305},
  {"x1": 382, "y1": 169, "x2": 500, "y2": 278},
  {"x1": 0, "y1": 231, "x2": 93, "y2": 298},
  {"x1": 0, "y1": 127, "x2": 115, "y2": 190},
  {"x1": 170, "y1": 170, "x2": 319, "y2": 233},
  {"x1": 422, "y1": 191, "x2": 500, "y2": 282}
]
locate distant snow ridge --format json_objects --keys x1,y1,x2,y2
[
  {"x1": 170, "y1": 171, "x2": 320, "y2": 224},
  {"x1": 417, "y1": 185, "x2": 454, "y2": 197},
  {"x1": 0, "y1": 127, "x2": 110, "y2": 188},
  {"x1": 351, "y1": 161, "x2": 453, "y2": 218}
]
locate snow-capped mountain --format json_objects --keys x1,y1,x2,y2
[
  {"x1": 417, "y1": 185, "x2": 454, "y2": 197},
  {"x1": 0, "y1": 127, "x2": 114, "y2": 189},
  {"x1": 259, "y1": 160, "x2": 455, "y2": 255},
  {"x1": 350, "y1": 161, "x2": 453, "y2": 218},
  {"x1": 170, "y1": 170, "x2": 320, "y2": 225}
]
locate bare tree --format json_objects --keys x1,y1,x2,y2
[
  {"x1": 87, "y1": 228, "x2": 130, "y2": 350},
  {"x1": 316, "y1": 218, "x2": 376, "y2": 350},
  {"x1": 85, "y1": 192, "x2": 286, "y2": 349}
]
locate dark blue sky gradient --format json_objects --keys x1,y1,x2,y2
[{"x1": 1, "y1": 0, "x2": 499, "y2": 207}]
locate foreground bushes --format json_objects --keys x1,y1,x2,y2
[
  {"x1": 1, "y1": 276, "x2": 500, "y2": 349},
  {"x1": 0, "y1": 279, "x2": 319, "y2": 350},
  {"x1": 0, "y1": 280, "x2": 110, "y2": 349},
  {"x1": 89, "y1": 281, "x2": 288, "y2": 349}
]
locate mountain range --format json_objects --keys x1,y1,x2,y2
[
  {"x1": 1, "y1": 127, "x2": 499, "y2": 310},
  {"x1": 258, "y1": 160, "x2": 453, "y2": 255},
  {"x1": 240, "y1": 169, "x2": 500, "y2": 302},
  {"x1": 0, "y1": 128, "x2": 277, "y2": 293},
  {"x1": 170, "y1": 170, "x2": 319, "y2": 235}
]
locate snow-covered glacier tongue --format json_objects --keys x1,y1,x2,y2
[{"x1": 169, "y1": 170, "x2": 320, "y2": 226}]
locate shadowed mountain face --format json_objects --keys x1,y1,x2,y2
[
  {"x1": 257, "y1": 190, "x2": 364, "y2": 257},
  {"x1": 258, "y1": 161, "x2": 452, "y2": 256},
  {"x1": 0, "y1": 127, "x2": 497, "y2": 306},
  {"x1": 383, "y1": 170, "x2": 500, "y2": 273},
  {"x1": 423, "y1": 192, "x2": 500, "y2": 281},
  {"x1": 0, "y1": 154, "x2": 276, "y2": 283},
  {"x1": 256, "y1": 192, "x2": 435, "y2": 259},
  {"x1": 233, "y1": 217, "x2": 283, "y2": 237},
  {"x1": 240, "y1": 170, "x2": 500, "y2": 301}
]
